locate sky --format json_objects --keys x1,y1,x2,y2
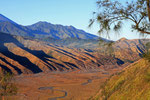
[{"x1": 0, "y1": 0, "x2": 148, "y2": 41}]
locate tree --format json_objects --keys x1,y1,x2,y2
[
  {"x1": 0, "y1": 70, "x2": 17, "y2": 100},
  {"x1": 89, "y1": 0, "x2": 150, "y2": 37},
  {"x1": 99, "y1": 39, "x2": 115, "y2": 56}
]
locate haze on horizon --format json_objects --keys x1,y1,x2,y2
[{"x1": 0, "y1": 0, "x2": 149, "y2": 40}]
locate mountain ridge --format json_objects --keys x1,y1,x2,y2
[
  {"x1": 0, "y1": 32, "x2": 125, "y2": 74},
  {"x1": 0, "y1": 14, "x2": 17, "y2": 24},
  {"x1": 0, "y1": 14, "x2": 100, "y2": 40}
]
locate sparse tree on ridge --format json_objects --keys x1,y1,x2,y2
[{"x1": 89, "y1": 0, "x2": 150, "y2": 37}]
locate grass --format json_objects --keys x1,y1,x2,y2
[
  {"x1": 93, "y1": 59, "x2": 150, "y2": 100},
  {"x1": 10, "y1": 71, "x2": 108, "y2": 100},
  {"x1": 144, "y1": 69, "x2": 150, "y2": 82},
  {"x1": 0, "y1": 71, "x2": 17, "y2": 100},
  {"x1": 101, "y1": 77, "x2": 126, "y2": 100}
]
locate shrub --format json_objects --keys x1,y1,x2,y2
[{"x1": 0, "y1": 70, "x2": 17, "y2": 100}]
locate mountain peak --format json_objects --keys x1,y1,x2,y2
[
  {"x1": 0, "y1": 14, "x2": 17, "y2": 24},
  {"x1": 36, "y1": 21, "x2": 51, "y2": 24},
  {"x1": 0, "y1": 15, "x2": 99, "y2": 40}
]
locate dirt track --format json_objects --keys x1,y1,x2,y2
[{"x1": 39, "y1": 86, "x2": 67, "y2": 100}]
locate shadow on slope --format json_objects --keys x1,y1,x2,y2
[
  {"x1": 0, "y1": 57, "x2": 22, "y2": 74},
  {"x1": 0, "y1": 32, "x2": 44, "y2": 74}
]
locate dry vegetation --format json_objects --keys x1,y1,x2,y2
[
  {"x1": 92, "y1": 59, "x2": 150, "y2": 100},
  {"x1": 3, "y1": 69, "x2": 120, "y2": 100}
]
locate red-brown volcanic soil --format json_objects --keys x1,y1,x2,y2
[
  {"x1": 6, "y1": 69, "x2": 120, "y2": 100},
  {"x1": 0, "y1": 32, "x2": 125, "y2": 74},
  {"x1": 0, "y1": 32, "x2": 146, "y2": 100}
]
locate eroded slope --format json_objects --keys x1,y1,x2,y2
[{"x1": 0, "y1": 32, "x2": 124, "y2": 74}]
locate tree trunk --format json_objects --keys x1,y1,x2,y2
[{"x1": 147, "y1": 0, "x2": 150, "y2": 22}]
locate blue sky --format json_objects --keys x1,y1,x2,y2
[{"x1": 0, "y1": 0, "x2": 147, "y2": 40}]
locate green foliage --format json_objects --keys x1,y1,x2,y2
[
  {"x1": 0, "y1": 70, "x2": 17, "y2": 98},
  {"x1": 102, "y1": 41, "x2": 115, "y2": 57},
  {"x1": 90, "y1": 0, "x2": 150, "y2": 37}
]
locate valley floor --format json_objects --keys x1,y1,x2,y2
[{"x1": 5, "y1": 69, "x2": 120, "y2": 100}]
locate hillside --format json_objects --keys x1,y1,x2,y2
[
  {"x1": 0, "y1": 32, "x2": 124, "y2": 74},
  {"x1": 93, "y1": 58, "x2": 150, "y2": 100},
  {"x1": 113, "y1": 37, "x2": 148, "y2": 61},
  {"x1": 96, "y1": 37, "x2": 150, "y2": 63},
  {"x1": 42, "y1": 37, "x2": 100, "y2": 49},
  {"x1": 0, "y1": 14, "x2": 99, "y2": 40},
  {"x1": 1, "y1": 31, "x2": 150, "y2": 74}
]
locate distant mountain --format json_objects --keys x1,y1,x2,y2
[
  {"x1": 0, "y1": 14, "x2": 17, "y2": 24},
  {"x1": 0, "y1": 14, "x2": 99, "y2": 40},
  {"x1": 0, "y1": 21, "x2": 34, "y2": 37},
  {"x1": 41, "y1": 37, "x2": 100, "y2": 49},
  {"x1": 27, "y1": 21, "x2": 99, "y2": 39}
]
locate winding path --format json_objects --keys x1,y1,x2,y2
[
  {"x1": 81, "y1": 79, "x2": 92, "y2": 85},
  {"x1": 81, "y1": 76, "x2": 104, "y2": 86},
  {"x1": 38, "y1": 75, "x2": 108, "y2": 99},
  {"x1": 38, "y1": 86, "x2": 67, "y2": 100}
]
